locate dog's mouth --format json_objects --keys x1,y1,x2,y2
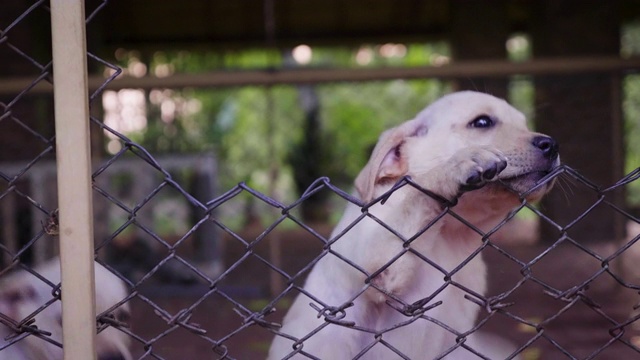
[
  {"x1": 498, "y1": 161, "x2": 560, "y2": 198},
  {"x1": 501, "y1": 169, "x2": 551, "y2": 183}
]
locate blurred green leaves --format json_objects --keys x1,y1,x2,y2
[{"x1": 108, "y1": 44, "x2": 451, "y2": 201}]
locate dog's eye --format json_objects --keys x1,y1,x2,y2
[{"x1": 469, "y1": 115, "x2": 495, "y2": 129}]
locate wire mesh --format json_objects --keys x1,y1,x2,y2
[{"x1": 1, "y1": 1, "x2": 640, "y2": 360}]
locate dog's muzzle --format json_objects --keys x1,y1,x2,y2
[{"x1": 500, "y1": 135, "x2": 560, "y2": 196}]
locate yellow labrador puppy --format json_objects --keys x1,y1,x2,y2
[
  {"x1": 269, "y1": 91, "x2": 559, "y2": 359},
  {"x1": 0, "y1": 257, "x2": 132, "y2": 360}
]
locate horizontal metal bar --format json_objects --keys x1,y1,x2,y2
[{"x1": 2, "y1": 56, "x2": 640, "y2": 96}]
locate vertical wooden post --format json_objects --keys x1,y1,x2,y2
[
  {"x1": 532, "y1": 0, "x2": 624, "y2": 244},
  {"x1": 50, "y1": 1, "x2": 97, "y2": 359},
  {"x1": 450, "y1": 0, "x2": 509, "y2": 99}
]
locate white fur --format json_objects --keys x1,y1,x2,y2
[
  {"x1": 269, "y1": 91, "x2": 558, "y2": 359},
  {"x1": 0, "y1": 257, "x2": 132, "y2": 360}
]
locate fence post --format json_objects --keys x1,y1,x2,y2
[{"x1": 50, "y1": 1, "x2": 97, "y2": 360}]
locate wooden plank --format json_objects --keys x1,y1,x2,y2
[
  {"x1": 2, "y1": 56, "x2": 640, "y2": 95},
  {"x1": 50, "y1": 1, "x2": 97, "y2": 359}
]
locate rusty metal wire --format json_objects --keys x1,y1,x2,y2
[{"x1": 1, "y1": 1, "x2": 640, "y2": 360}]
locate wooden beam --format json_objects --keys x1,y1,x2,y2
[{"x1": 2, "y1": 56, "x2": 640, "y2": 95}]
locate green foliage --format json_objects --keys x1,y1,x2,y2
[
  {"x1": 148, "y1": 49, "x2": 283, "y2": 72},
  {"x1": 621, "y1": 21, "x2": 640, "y2": 206},
  {"x1": 318, "y1": 80, "x2": 450, "y2": 182},
  {"x1": 219, "y1": 86, "x2": 303, "y2": 191},
  {"x1": 109, "y1": 37, "x2": 640, "y2": 215},
  {"x1": 110, "y1": 44, "x2": 451, "y2": 196},
  {"x1": 508, "y1": 76, "x2": 535, "y2": 129},
  {"x1": 624, "y1": 75, "x2": 640, "y2": 205},
  {"x1": 138, "y1": 89, "x2": 231, "y2": 153},
  {"x1": 622, "y1": 21, "x2": 640, "y2": 58}
]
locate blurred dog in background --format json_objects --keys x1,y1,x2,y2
[{"x1": 0, "y1": 257, "x2": 132, "y2": 360}]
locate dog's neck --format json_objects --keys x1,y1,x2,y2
[
  {"x1": 449, "y1": 189, "x2": 522, "y2": 233},
  {"x1": 353, "y1": 187, "x2": 518, "y2": 261}
]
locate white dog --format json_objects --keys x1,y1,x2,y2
[
  {"x1": 0, "y1": 257, "x2": 132, "y2": 360},
  {"x1": 269, "y1": 91, "x2": 559, "y2": 359}
]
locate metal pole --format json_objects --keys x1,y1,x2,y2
[{"x1": 50, "y1": 1, "x2": 97, "y2": 359}]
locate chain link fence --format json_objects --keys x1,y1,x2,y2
[{"x1": 1, "y1": 1, "x2": 640, "y2": 359}]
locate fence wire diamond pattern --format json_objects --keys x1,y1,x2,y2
[{"x1": 1, "y1": 1, "x2": 640, "y2": 360}]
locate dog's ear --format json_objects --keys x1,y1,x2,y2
[{"x1": 355, "y1": 119, "x2": 426, "y2": 202}]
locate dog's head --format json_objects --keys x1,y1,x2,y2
[
  {"x1": 355, "y1": 91, "x2": 560, "y2": 206},
  {"x1": 0, "y1": 258, "x2": 132, "y2": 360}
]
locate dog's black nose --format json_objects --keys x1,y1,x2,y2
[{"x1": 532, "y1": 135, "x2": 559, "y2": 160}]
